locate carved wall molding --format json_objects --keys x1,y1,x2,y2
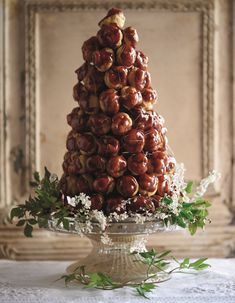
[
  {"x1": 0, "y1": 244, "x2": 17, "y2": 259},
  {"x1": 0, "y1": 0, "x2": 7, "y2": 208},
  {"x1": 24, "y1": 0, "x2": 215, "y2": 180}
]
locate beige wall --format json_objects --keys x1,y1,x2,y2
[{"x1": 0, "y1": 0, "x2": 235, "y2": 259}]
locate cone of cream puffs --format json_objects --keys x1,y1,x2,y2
[{"x1": 59, "y1": 8, "x2": 176, "y2": 217}]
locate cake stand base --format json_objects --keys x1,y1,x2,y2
[{"x1": 67, "y1": 234, "x2": 171, "y2": 284}]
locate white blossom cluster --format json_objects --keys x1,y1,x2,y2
[
  {"x1": 166, "y1": 163, "x2": 187, "y2": 214},
  {"x1": 101, "y1": 233, "x2": 113, "y2": 245},
  {"x1": 193, "y1": 170, "x2": 221, "y2": 200},
  {"x1": 67, "y1": 193, "x2": 91, "y2": 209},
  {"x1": 91, "y1": 210, "x2": 107, "y2": 231}
]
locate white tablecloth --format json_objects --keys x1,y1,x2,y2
[{"x1": 0, "y1": 259, "x2": 235, "y2": 303}]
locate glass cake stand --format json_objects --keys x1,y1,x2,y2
[{"x1": 48, "y1": 218, "x2": 176, "y2": 284}]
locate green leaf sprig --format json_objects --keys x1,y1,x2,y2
[
  {"x1": 59, "y1": 248, "x2": 210, "y2": 299},
  {"x1": 10, "y1": 168, "x2": 69, "y2": 237},
  {"x1": 160, "y1": 180, "x2": 211, "y2": 235}
]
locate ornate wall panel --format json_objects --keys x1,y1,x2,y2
[{"x1": 0, "y1": 0, "x2": 234, "y2": 260}]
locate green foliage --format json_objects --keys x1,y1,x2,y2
[
  {"x1": 59, "y1": 248, "x2": 210, "y2": 299},
  {"x1": 185, "y1": 181, "x2": 193, "y2": 193},
  {"x1": 10, "y1": 167, "x2": 67, "y2": 237},
  {"x1": 160, "y1": 180, "x2": 211, "y2": 235}
]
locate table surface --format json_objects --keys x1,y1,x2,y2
[{"x1": 0, "y1": 259, "x2": 235, "y2": 303}]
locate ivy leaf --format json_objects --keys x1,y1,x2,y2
[
  {"x1": 189, "y1": 223, "x2": 197, "y2": 235},
  {"x1": 189, "y1": 258, "x2": 210, "y2": 270},
  {"x1": 24, "y1": 223, "x2": 33, "y2": 237},
  {"x1": 33, "y1": 171, "x2": 40, "y2": 183},
  {"x1": 139, "y1": 249, "x2": 156, "y2": 259},
  {"x1": 10, "y1": 207, "x2": 24, "y2": 220},
  {"x1": 180, "y1": 258, "x2": 190, "y2": 268},
  {"x1": 157, "y1": 250, "x2": 171, "y2": 258},
  {"x1": 28, "y1": 218, "x2": 38, "y2": 225},
  {"x1": 62, "y1": 218, "x2": 70, "y2": 231},
  {"x1": 44, "y1": 167, "x2": 51, "y2": 179},
  {"x1": 135, "y1": 283, "x2": 156, "y2": 299},
  {"x1": 185, "y1": 181, "x2": 193, "y2": 193},
  {"x1": 162, "y1": 196, "x2": 173, "y2": 205},
  {"x1": 16, "y1": 219, "x2": 25, "y2": 227}
]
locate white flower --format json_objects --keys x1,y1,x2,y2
[
  {"x1": 78, "y1": 193, "x2": 91, "y2": 209},
  {"x1": 169, "y1": 163, "x2": 187, "y2": 194},
  {"x1": 133, "y1": 214, "x2": 147, "y2": 224},
  {"x1": 101, "y1": 233, "x2": 113, "y2": 245},
  {"x1": 193, "y1": 170, "x2": 221, "y2": 199},
  {"x1": 67, "y1": 196, "x2": 76, "y2": 207},
  {"x1": 91, "y1": 210, "x2": 107, "y2": 231},
  {"x1": 168, "y1": 193, "x2": 179, "y2": 214},
  {"x1": 49, "y1": 173, "x2": 58, "y2": 183},
  {"x1": 67, "y1": 193, "x2": 91, "y2": 209}
]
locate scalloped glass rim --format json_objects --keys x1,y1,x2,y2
[{"x1": 47, "y1": 217, "x2": 177, "y2": 235}]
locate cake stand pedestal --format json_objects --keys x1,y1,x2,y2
[{"x1": 48, "y1": 219, "x2": 176, "y2": 283}]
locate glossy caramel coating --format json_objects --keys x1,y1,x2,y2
[
  {"x1": 76, "y1": 174, "x2": 93, "y2": 194},
  {"x1": 147, "y1": 151, "x2": 167, "y2": 175},
  {"x1": 156, "y1": 175, "x2": 170, "y2": 197},
  {"x1": 98, "y1": 8, "x2": 125, "y2": 28},
  {"x1": 59, "y1": 175, "x2": 80, "y2": 196},
  {"x1": 97, "y1": 23, "x2": 123, "y2": 49},
  {"x1": 142, "y1": 87, "x2": 158, "y2": 110},
  {"x1": 61, "y1": 174, "x2": 93, "y2": 196},
  {"x1": 120, "y1": 86, "x2": 142, "y2": 110},
  {"x1": 116, "y1": 45, "x2": 136, "y2": 68},
  {"x1": 97, "y1": 136, "x2": 120, "y2": 157},
  {"x1": 93, "y1": 175, "x2": 115, "y2": 194},
  {"x1": 132, "y1": 107, "x2": 157, "y2": 131},
  {"x1": 86, "y1": 155, "x2": 106, "y2": 174},
  {"x1": 111, "y1": 112, "x2": 132, "y2": 135},
  {"x1": 76, "y1": 133, "x2": 97, "y2": 155},
  {"x1": 75, "y1": 63, "x2": 89, "y2": 81},
  {"x1": 78, "y1": 93, "x2": 100, "y2": 114},
  {"x1": 165, "y1": 156, "x2": 176, "y2": 174},
  {"x1": 88, "y1": 113, "x2": 111, "y2": 135},
  {"x1": 135, "y1": 50, "x2": 149, "y2": 70},
  {"x1": 82, "y1": 36, "x2": 100, "y2": 62},
  {"x1": 83, "y1": 66, "x2": 105, "y2": 93},
  {"x1": 66, "y1": 130, "x2": 79, "y2": 151},
  {"x1": 123, "y1": 129, "x2": 145, "y2": 153},
  {"x1": 104, "y1": 66, "x2": 128, "y2": 89},
  {"x1": 62, "y1": 151, "x2": 87, "y2": 175},
  {"x1": 128, "y1": 196, "x2": 155, "y2": 213},
  {"x1": 123, "y1": 27, "x2": 139, "y2": 47},
  {"x1": 106, "y1": 155, "x2": 127, "y2": 178},
  {"x1": 138, "y1": 173, "x2": 158, "y2": 196},
  {"x1": 99, "y1": 89, "x2": 120, "y2": 115},
  {"x1": 127, "y1": 153, "x2": 148, "y2": 175},
  {"x1": 128, "y1": 68, "x2": 151, "y2": 91},
  {"x1": 117, "y1": 175, "x2": 139, "y2": 198},
  {"x1": 106, "y1": 196, "x2": 126, "y2": 215},
  {"x1": 151, "y1": 194, "x2": 162, "y2": 208},
  {"x1": 90, "y1": 194, "x2": 104, "y2": 210},
  {"x1": 92, "y1": 48, "x2": 114, "y2": 72},
  {"x1": 144, "y1": 128, "x2": 162, "y2": 152},
  {"x1": 67, "y1": 107, "x2": 88, "y2": 132},
  {"x1": 73, "y1": 82, "x2": 87, "y2": 102}
]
